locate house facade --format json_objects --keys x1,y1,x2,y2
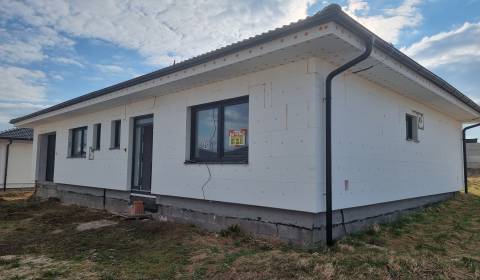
[{"x1": 11, "y1": 5, "x2": 480, "y2": 243}]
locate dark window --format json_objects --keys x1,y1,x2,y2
[
  {"x1": 190, "y1": 96, "x2": 249, "y2": 163},
  {"x1": 93, "y1": 123, "x2": 101, "y2": 150},
  {"x1": 70, "y1": 126, "x2": 87, "y2": 157},
  {"x1": 111, "y1": 120, "x2": 121, "y2": 149},
  {"x1": 406, "y1": 114, "x2": 418, "y2": 142}
]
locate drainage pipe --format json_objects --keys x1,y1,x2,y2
[
  {"x1": 3, "y1": 139, "x2": 13, "y2": 191},
  {"x1": 462, "y1": 123, "x2": 480, "y2": 193},
  {"x1": 325, "y1": 36, "x2": 374, "y2": 246},
  {"x1": 103, "y1": 188, "x2": 106, "y2": 209}
]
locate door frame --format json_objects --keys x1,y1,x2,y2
[
  {"x1": 130, "y1": 114, "x2": 154, "y2": 193},
  {"x1": 44, "y1": 132, "x2": 56, "y2": 182}
]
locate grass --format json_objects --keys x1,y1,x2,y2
[{"x1": 1, "y1": 182, "x2": 480, "y2": 279}]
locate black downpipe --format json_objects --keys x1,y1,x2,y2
[
  {"x1": 103, "y1": 188, "x2": 107, "y2": 209},
  {"x1": 462, "y1": 123, "x2": 480, "y2": 193},
  {"x1": 325, "y1": 36, "x2": 374, "y2": 246},
  {"x1": 3, "y1": 139, "x2": 13, "y2": 192}
]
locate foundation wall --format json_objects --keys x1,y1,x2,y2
[{"x1": 36, "y1": 182, "x2": 455, "y2": 244}]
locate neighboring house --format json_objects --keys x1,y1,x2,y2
[
  {"x1": 0, "y1": 128, "x2": 34, "y2": 190},
  {"x1": 466, "y1": 140, "x2": 480, "y2": 174},
  {"x1": 10, "y1": 5, "x2": 480, "y2": 244}
]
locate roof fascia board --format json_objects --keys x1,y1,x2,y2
[{"x1": 0, "y1": 137, "x2": 32, "y2": 141}]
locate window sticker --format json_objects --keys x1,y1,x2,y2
[{"x1": 229, "y1": 129, "x2": 247, "y2": 147}]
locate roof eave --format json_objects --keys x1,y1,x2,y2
[{"x1": 10, "y1": 4, "x2": 480, "y2": 125}]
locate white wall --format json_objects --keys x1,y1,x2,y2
[
  {"x1": 0, "y1": 139, "x2": 34, "y2": 188},
  {"x1": 318, "y1": 58, "x2": 464, "y2": 210},
  {"x1": 33, "y1": 59, "x2": 322, "y2": 212},
  {"x1": 34, "y1": 98, "x2": 156, "y2": 190},
  {"x1": 30, "y1": 56, "x2": 465, "y2": 213}
]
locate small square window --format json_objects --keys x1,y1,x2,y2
[
  {"x1": 70, "y1": 126, "x2": 87, "y2": 157},
  {"x1": 406, "y1": 114, "x2": 418, "y2": 142},
  {"x1": 111, "y1": 120, "x2": 121, "y2": 149},
  {"x1": 190, "y1": 96, "x2": 249, "y2": 163},
  {"x1": 93, "y1": 123, "x2": 101, "y2": 150}
]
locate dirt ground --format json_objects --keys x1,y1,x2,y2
[{"x1": 1, "y1": 181, "x2": 480, "y2": 279}]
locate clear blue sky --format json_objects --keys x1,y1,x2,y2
[{"x1": 1, "y1": 0, "x2": 479, "y2": 136}]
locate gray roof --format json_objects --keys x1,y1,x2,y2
[
  {"x1": 0, "y1": 128, "x2": 33, "y2": 140},
  {"x1": 10, "y1": 4, "x2": 480, "y2": 125}
]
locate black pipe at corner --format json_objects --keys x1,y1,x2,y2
[
  {"x1": 325, "y1": 36, "x2": 374, "y2": 246},
  {"x1": 3, "y1": 139, "x2": 13, "y2": 192},
  {"x1": 462, "y1": 123, "x2": 480, "y2": 194}
]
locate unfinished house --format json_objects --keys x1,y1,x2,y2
[{"x1": 10, "y1": 4, "x2": 480, "y2": 244}]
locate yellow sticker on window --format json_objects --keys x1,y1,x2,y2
[{"x1": 229, "y1": 129, "x2": 247, "y2": 147}]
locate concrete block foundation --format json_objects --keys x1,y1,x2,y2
[{"x1": 35, "y1": 182, "x2": 455, "y2": 244}]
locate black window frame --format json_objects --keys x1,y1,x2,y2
[
  {"x1": 70, "y1": 126, "x2": 87, "y2": 158},
  {"x1": 189, "y1": 95, "x2": 249, "y2": 164},
  {"x1": 93, "y1": 123, "x2": 101, "y2": 151},
  {"x1": 405, "y1": 113, "x2": 418, "y2": 142},
  {"x1": 111, "y1": 120, "x2": 121, "y2": 149}
]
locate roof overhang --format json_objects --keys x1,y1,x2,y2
[{"x1": 12, "y1": 4, "x2": 480, "y2": 127}]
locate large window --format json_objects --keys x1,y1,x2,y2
[
  {"x1": 190, "y1": 96, "x2": 249, "y2": 163},
  {"x1": 111, "y1": 120, "x2": 121, "y2": 149},
  {"x1": 70, "y1": 126, "x2": 87, "y2": 157}
]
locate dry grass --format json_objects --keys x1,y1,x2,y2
[
  {"x1": 0, "y1": 190, "x2": 33, "y2": 201},
  {"x1": 1, "y1": 182, "x2": 480, "y2": 279}
]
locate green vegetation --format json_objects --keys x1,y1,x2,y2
[{"x1": 1, "y1": 181, "x2": 480, "y2": 279}]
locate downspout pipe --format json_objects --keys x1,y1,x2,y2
[
  {"x1": 462, "y1": 123, "x2": 480, "y2": 193},
  {"x1": 325, "y1": 36, "x2": 374, "y2": 246},
  {"x1": 3, "y1": 139, "x2": 13, "y2": 192}
]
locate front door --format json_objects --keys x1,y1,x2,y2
[
  {"x1": 45, "y1": 134, "x2": 56, "y2": 182},
  {"x1": 131, "y1": 115, "x2": 153, "y2": 193}
]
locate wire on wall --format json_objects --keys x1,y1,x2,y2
[
  {"x1": 200, "y1": 109, "x2": 217, "y2": 199},
  {"x1": 201, "y1": 163, "x2": 212, "y2": 200}
]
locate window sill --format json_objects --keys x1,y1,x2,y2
[
  {"x1": 184, "y1": 160, "x2": 248, "y2": 165},
  {"x1": 109, "y1": 147, "x2": 120, "y2": 150},
  {"x1": 406, "y1": 139, "x2": 419, "y2": 143},
  {"x1": 67, "y1": 155, "x2": 86, "y2": 159}
]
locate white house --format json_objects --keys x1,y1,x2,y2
[
  {"x1": 10, "y1": 5, "x2": 480, "y2": 244},
  {"x1": 0, "y1": 128, "x2": 34, "y2": 190}
]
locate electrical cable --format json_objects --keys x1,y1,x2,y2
[
  {"x1": 201, "y1": 109, "x2": 217, "y2": 200},
  {"x1": 201, "y1": 163, "x2": 211, "y2": 200}
]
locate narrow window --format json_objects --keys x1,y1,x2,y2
[
  {"x1": 70, "y1": 126, "x2": 87, "y2": 157},
  {"x1": 406, "y1": 114, "x2": 418, "y2": 142},
  {"x1": 190, "y1": 96, "x2": 249, "y2": 163},
  {"x1": 93, "y1": 123, "x2": 101, "y2": 150},
  {"x1": 111, "y1": 120, "x2": 121, "y2": 149}
]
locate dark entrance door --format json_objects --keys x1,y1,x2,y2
[
  {"x1": 131, "y1": 115, "x2": 153, "y2": 193},
  {"x1": 45, "y1": 134, "x2": 56, "y2": 182}
]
